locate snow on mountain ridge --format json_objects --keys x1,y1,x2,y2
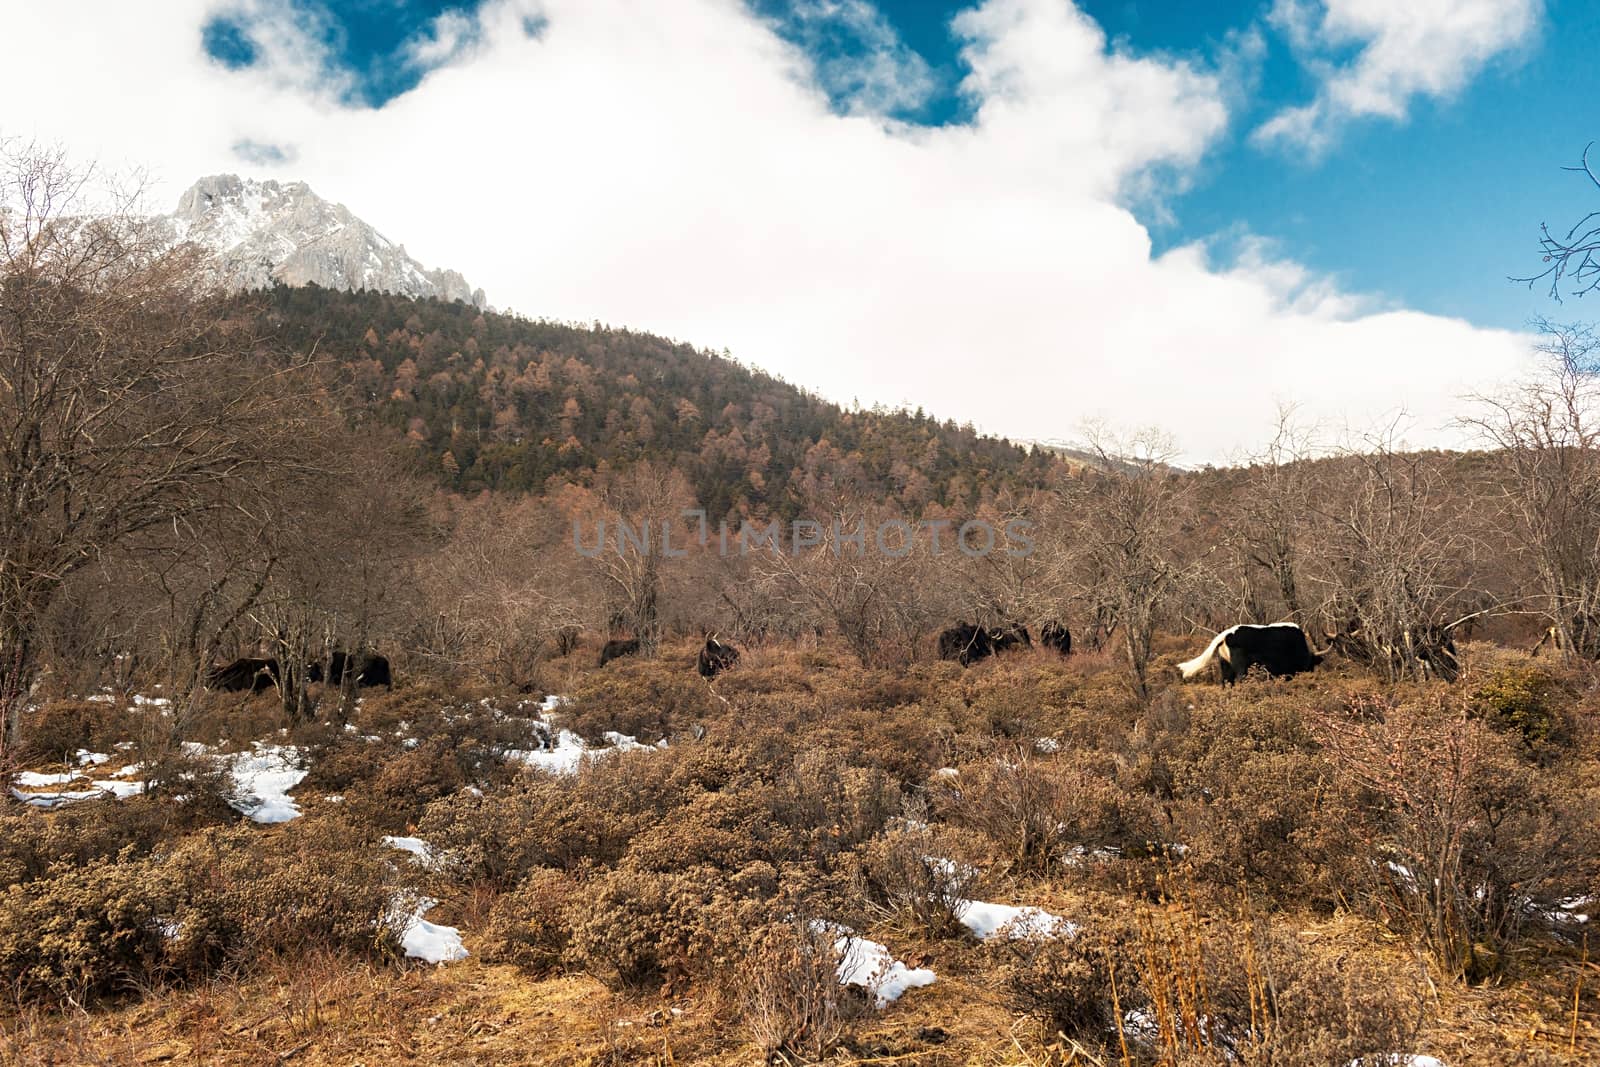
[{"x1": 159, "y1": 175, "x2": 486, "y2": 309}]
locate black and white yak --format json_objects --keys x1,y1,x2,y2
[{"x1": 1178, "y1": 622, "x2": 1328, "y2": 684}]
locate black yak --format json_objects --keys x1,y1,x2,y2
[
  {"x1": 697, "y1": 635, "x2": 740, "y2": 679},
  {"x1": 937, "y1": 622, "x2": 1029, "y2": 667},
  {"x1": 1039, "y1": 621, "x2": 1072, "y2": 656},
  {"x1": 325, "y1": 650, "x2": 392, "y2": 689},
  {"x1": 207, "y1": 657, "x2": 280, "y2": 693},
  {"x1": 1178, "y1": 622, "x2": 1327, "y2": 684},
  {"x1": 599, "y1": 638, "x2": 641, "y2": 667}
]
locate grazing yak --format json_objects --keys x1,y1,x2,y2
[
  {"x1": 207, "y1": 657, "x2": 280, "y2": 693},
  {"x1": 1039, "y1": 621, "x2": 1072, "y2": 656},
  {"x1": 324, "y1": 650, "x2": 392, "y2": 689},
  {"x1": 937, "y1": 622, "x2": 1030, "y2": 667},
  {"x1": 599, "y1": 638, "x2": 641, "y2": 667},
  {"x1": 1178, "y1": 622, "x2": 1328, "y2": 684},
  {"x1": 697, "y1": 635, "x2": 740, "y2": 679}
]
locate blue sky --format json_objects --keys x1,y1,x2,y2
[
  {"x1": 9, "y1": 0, "x2": 1579, "y2": 458},
  {"x1": 197, "y1": 0, "x2": 1596, "y2": 333}
]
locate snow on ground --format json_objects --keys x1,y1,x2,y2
[
  {"x1": 394, "y1": 896, "x2": 469, "y2": 964},
  {"x1": 11, "y1": 753, "x2": 148, "y2": 808},
  {"x1": 505, "y1": 697, "x2": 665, "y2": 776},
  {"x1": 14, "y1": 770, "x2": 77, "y2": 787},
  {"x1": 926, "y1": 856, "x2": 1075, "y2": 942},
  {"x1": 11, "y1": 779, "x2": 146, "y2": 808},
  {"x1": 225, "y1": 744, "x2": 307, "y2": 824},
  {"x1": 508, "y1": 728, "x2": 589, "y2": 775},
  {"x1": 1350, "y1": 1056, "x2": 1447, "y2": 1067},
  {"x1": 956, "y1": 898, "x2": 1075, "y2": 941},
  {"x1": 829, "y1": 928, "x2": 936, "y2": 1007},
  {"x1": 382, "y1": 835, "x2": 435, "y2": 865}
]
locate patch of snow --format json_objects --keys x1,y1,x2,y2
[
  {"x1": 85, "y1": 693, "x2": 116, "y2": 703},
  {"x1": 383, "y1": 836, "x2": 435, "y2": 864},
  {"x1": 830, "y1": 928, "x2": 936, "y2": 1007},
  {"x1": 395, "y1": 897, "x2": 468, "y2": 964},
  {"x1": 10, "y1": 778, "x2": 145, "y2": 807},
  {"x1": 14, "y1": 770, "x2": 77, "y2": 787},
  {"x1": 11, "y1": 787, "x2": 104, "y2": 809},
  {"x1": 92, "y1": 780, "x2": 146, "y2": 799},
  {"x1": 1349, "y1": 1057, "x2": 1447, "y2": 1067},
  {"x1": 1034, "y1": 737, "x2": 1060, "y2": 754},
  {"x1": 507, "y1": 728, "x2": 589, "y2": 775},
  {"x1": 540, "y1": 694, "x2": 569, "y2": 713},
  {"x1": 226, "y1": 744, "x2": 307, "y2": 824},
  {"x1": 400, "y1": 737, "x2": 420, "y2": 750},
  {"x1": 602, "y1": 730, "x2": 653, "y2": 752},
  {"x1": 76, "y1": 749, "x2": 111, "y2": 766},
  {"x1": 324, "y1": 794, "x2": 344, "y2": 803},
  {"x1": 956, "y1": 899, "x2": 1075, "y2": 941}
]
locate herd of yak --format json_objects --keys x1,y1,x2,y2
[
  {"x1": 205, "y1": 619, "x2": 1334, "y2": 695},
  {"x1": 599, "y1": 618, "x2": 1329, "y2": 686},
  {"x1": 206, "y1": 650, "x2": 392, "y2": 694}
]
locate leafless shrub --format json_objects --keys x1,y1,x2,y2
[{"x1": 738, "y1": 920, "x2": 856, "y2": 1063}]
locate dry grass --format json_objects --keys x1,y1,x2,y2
[{"x1": 3, "y1": 637, "x2": 1598, "y2": 1064}]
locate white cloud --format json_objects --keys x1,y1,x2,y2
[
  {"x1": 402, "y1": 9, "x2": 484, "y2": 71},
  {"x1": 1, "y1": 0, "x2": 1534, "y2": 462},
  {"x1": 1257, "y1": 0, "x2": 1542, "y2": 154}
]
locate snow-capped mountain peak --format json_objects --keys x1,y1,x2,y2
[{"x1": 162, "y1": 175, "x2": 486, "y2": 308}]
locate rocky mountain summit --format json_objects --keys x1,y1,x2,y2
[{"x1": 160, "y1": 175, "x2": 486, "y2": 308}]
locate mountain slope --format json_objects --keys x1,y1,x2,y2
[
  {"x1": 246, "y1": 286, "x2": 1064, "y2": 517},
  {"x1": 160, "y1": 175, "x2": 486, "y2": 309}
]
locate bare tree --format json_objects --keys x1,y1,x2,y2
[
  {"x1": 1516, "y1": 142, "x2": 1600, "y2": 301},
  {"x1": 571, "y1": 461, "x2": 697, "y2": 657},
  {"x1": 1227, "y1": 405, "x2": 1316, "y2": 621},
  {"x1": 1465, "y1": 321, "x2": 1600, "y2": 660},
  {"x1": 416, "y1": 493, "x2": 592, "y2": 686},
  {"x1": 1049, "y1": 427, "x2": 1198, "y2": 697},
  {"x1": 1303, "y1": 430, "x2": 1481, "y2": 681},
  {"x1": 0, "y1": 144, "x2": 323, "y2": 759}
]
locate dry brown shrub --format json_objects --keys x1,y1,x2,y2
[
  {"x1": 0, "y1": 849, "x2": 174, "y2": 1003},
  {"x1": 160, "y1": 817, "x2": 401, "y2": 973},
  {"x1": 851, "y1": 824, "x2": 986, "y2": 938},
  {"x1": 766, "y1": 747, "x2": 902, "y2": 858},
  {"x1": 564, "y1": 864, "x2": 773, "y2": 992},
  {"x1": 1308, "y1": 689, "x2": 1600, "y2": 979},
  {"x1": 939, "y1": 748, "x2": 1157, "y2": 874},
  {"x1": 737, "y1": 920, "x2": 858, "y2": 1062},
  {"x1": 1165, "y1": 693, "x2": 1360, "y2": 902},
  {"x1": 0, "y1": 789, "x2": 231, "y2": 888},
  {"x1": 14, "y1": 699, "x2": 134, "y2": 763},
  {"x1": 480, "y1": 866, "x2": 582, "y2": 974},
  {"x1": 560, "y1": 662, "x2": 719, "y2": 744},
  {"x1": 622, "y1": 787, "x2": 785, "y2": 873},
  {"x1": 417, "y1": 778, "x2": 638, "y2": 889},
  {"x1": 1000, "y1": 894, "x2": 1144, "y2": 1043},
  {"x1": 1130, "y1": 904, "x2": 1426, "y2": 1067}
]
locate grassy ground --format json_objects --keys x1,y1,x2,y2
[{"x1": 2, "y1": 638, "x2": 1597, "y2": 1065}]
